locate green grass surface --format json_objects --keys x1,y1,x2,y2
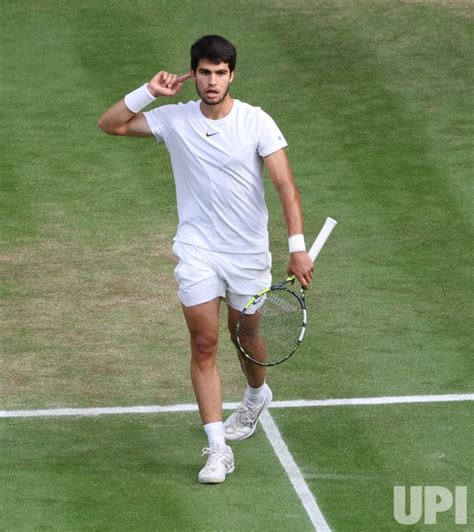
[
  {"x1": 1, "y1": 0, "x2": 472, "y2": 530},
  {"x1": 1, "y1": 403, "x2": 472, "y2": 531},
  {"x1": 274, "y1": 402, "x2": 473, "y2": 531},
  {"x1": 1, "y1": 413, "x2": 315, "y2": 531}
]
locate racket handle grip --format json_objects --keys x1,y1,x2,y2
[{"x1": 308, "y1": 217, "x2": 337, "y2": 263}]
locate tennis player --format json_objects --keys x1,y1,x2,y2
[{"x1": 98, "y1": 35, "x2": 314, "y2": 483}]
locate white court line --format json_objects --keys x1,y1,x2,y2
[
  {"x1": 260, "y1": 410, "x2": 331, "y2": 532},
  {"x1": 1, "y1": 393, "x2": 472, "y2": 418},
  {"x1": 270, "y1": 393, "x2": 474, "y2": 409},
  {"x1": 0, "y1": 403, "x2": 202, "y2": 419}
]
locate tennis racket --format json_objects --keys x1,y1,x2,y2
[{"x1": 236, "y1": 217, "x2": 337, "y2": 366}]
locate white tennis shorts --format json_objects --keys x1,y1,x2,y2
[{"x1": 172, "y1": 242, "x2": 272, "y2": 310}]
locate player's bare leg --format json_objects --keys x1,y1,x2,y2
[
  {"x1": 224, "y1": 306, "x2": 272, "y2": 441},
  {"x1": 182, "y1": 298, "x2": 234, "y2": 483},
  {"x1": 227, "y1": 307, "x2": 266, "y2": 387},
  {"x1": 182, "y1": 298, "x2": 222, "y2": 423}
]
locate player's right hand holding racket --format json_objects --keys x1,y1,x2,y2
[
  {"x1": 287, "y1": 240, "x2": 314, "y2": 289},
  {"x1": 236, "y1": 217, "x2": 337, "y2": 366}
]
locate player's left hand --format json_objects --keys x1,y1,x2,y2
[{"x1": 288, "y1": 251, "x2": 314, "y2": 288}]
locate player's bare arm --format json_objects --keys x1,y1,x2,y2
[
  {"x1": 264, "y1": 148, "x2": 314, "y2": 288},
  {"x1": 98, "y1": 71, "x2": 191, "y2": 137}
]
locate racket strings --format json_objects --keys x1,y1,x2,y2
[
  {"x1": 238, "y1": 289, "x2": 304, "y2": 365},
  {"x1": 259, "y1": 292, "x2": 299, "y2": 315}
]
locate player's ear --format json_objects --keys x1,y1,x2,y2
[
  {"x1": 190, "y1": 69, "x2": 197, "y2": 80},
  {"x1": 230, "y1": 70, "x2": 235, "y2": 83}
]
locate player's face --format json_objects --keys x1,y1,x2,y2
[{"x1": 192, "y1": 59, "x2": 234, "y2": 106}]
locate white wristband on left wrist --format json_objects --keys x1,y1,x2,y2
[{"x1": 288, "y1": 234, "x2": 306, "y2": 253}]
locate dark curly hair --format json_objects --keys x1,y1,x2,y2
[{"x1": 191, "y1": 35, "x2": 237, "y2": 72}]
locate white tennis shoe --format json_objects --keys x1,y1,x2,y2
[
  {"x1": 198, "y1": 445, "x2": 234, "y2": 484},
  {"x1": 224, "y1": 384, "x2": 272, "y2": 441}
]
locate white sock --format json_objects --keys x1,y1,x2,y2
[
  {"x1": 204, "y1": 421, "x2": 226, "y2": 449},
  {"x1": 244, "y1": 383, "x2": 267, "y2": 405}
]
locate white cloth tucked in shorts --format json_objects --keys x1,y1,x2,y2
[{"x1": 172, "y1": 242, "x2": 272, "y2": 310}]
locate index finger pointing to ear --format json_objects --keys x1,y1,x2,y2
[{"x1": 177, "y1": 73, "x2": 191, "y2": 83}]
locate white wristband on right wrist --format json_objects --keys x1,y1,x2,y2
[
  {"x1": 124, "y1": 83, "x2": 156, "y2": 113},
  {"x1": 288, "y1": 234, "x2": 306, "y2": 253}
]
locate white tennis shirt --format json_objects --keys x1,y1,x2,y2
[{"x1": 144, "y1": 99, "x2": 287, "y2": 253}]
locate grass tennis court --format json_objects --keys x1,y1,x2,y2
[{"x1": 1, "y1": 0, "x2": 472, "y2": 530}]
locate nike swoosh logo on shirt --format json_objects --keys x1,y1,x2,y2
[{"x1": 206, "y1": 132, "x2": 219, "y2": 137}]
